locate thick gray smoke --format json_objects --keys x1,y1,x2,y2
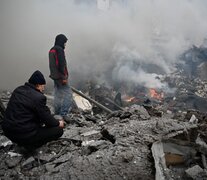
[{"x1": 0, "y1": 0, "x2": 207, "y2": 90}]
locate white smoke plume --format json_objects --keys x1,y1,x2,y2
[{"x1": 0, "y1": 0, "x2": 207, "y2": 90}]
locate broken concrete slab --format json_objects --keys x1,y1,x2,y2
[
  {"x1": 151, "y1": 141, "x2": 171, "y2": 180},
  {"x1": 185, "y1": 165, "x2": 204, "y2": 179},
  {"x1": 152, "y1": 139, "x2": 204, "y2": 180}
]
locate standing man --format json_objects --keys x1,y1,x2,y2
[
  {"x1": 49, "y1": 34, "x2": 73, "y2": 120},
  {"x1": 2, "y1": 70, "x2": 64, "y2": 150}
]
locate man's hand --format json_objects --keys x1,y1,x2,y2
[
  {"x1": 62, "y1": 79, "x2": 68, "y2": 85},
  {"x1": 59, "y1": 120, "x2": 65, "y2": 128}
]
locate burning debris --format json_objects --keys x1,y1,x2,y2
[
  {"x1": 149, "y1": 88, "x2": 164, "y2": 101},
  {"x1": 1, "y1": 46, "x2": 207, "y2": 179}
]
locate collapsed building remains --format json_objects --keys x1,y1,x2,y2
[{"x1": 1, "y1": 45, "x2": 207, "y2": 179}]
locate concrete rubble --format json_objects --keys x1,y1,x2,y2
[
  {"x1": 0, "y1": 98, "x2": 207, "y2": 179},
  {"x1": 1, "y1": 45, "x2": 207, "y2": 179}
]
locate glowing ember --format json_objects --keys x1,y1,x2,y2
[
  {"x1": 149, "y1": 88, "x2": 164, "y2": 100},
  {"x1": 125, "y1": 96, "x2": 136, "y2": 102}
]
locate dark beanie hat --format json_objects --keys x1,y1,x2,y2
[
  {"x1": 55, "y1": 34, "x2": 68, "y2": 49},
  {"x1": 28, "y1": 70, "x2": 46, "y2": 85}
]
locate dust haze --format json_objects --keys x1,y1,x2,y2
[{"x1": 0, "y1": 0, "x2": 207, "y2": 90}]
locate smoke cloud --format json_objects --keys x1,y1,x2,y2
[{"x1": 0, "y1": 0, "x2": 207, "y2": 90}]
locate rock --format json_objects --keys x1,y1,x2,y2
[
  {"x1": 0, "y1": 136, "x2": 12, "y2": 147},
  {"x1": 130, "y1": 104, "x2": 150, "y2": 120},
  {"x1": 22, "y1": 157, "x2": 36, "y2": 170},
  {"x1": 53, "y1": 152, "x2": 72, "y2": 164},
  {"x1": 45, "y1": 163, "x2": 59, "y2": 173},
  {"x1": 89, "y1": 140, "x2": 110, "y2": 149},
  {"x1": 5, "y1": 156, "x2": 22, "y2": 168},
  {"x1": 39, "y1": 153, "x2": 54, "y2": 163},
  {"x1": 8, "y1": 152, "x2": 22, "y2": 157},
  {"x1": 121, "y1": 151, "x2": 134, "y2": 163},
  {"x1": 185, "y1": 165, "x2": 204, "y2": 179},
  {"x1": 81, "y1": 129, "x2": 101, "y2": 141},
  {"x1": 189, "y1": 114, "x2": 198, "y2": 124},
  {"x1": 81, "y1": 130, "x2": 100, "y2": 137},
  {"x1": 61, "y1": 127, "x2": 81, "y2": 141}
]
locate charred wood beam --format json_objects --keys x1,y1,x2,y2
[{"x1": 71, "y1": 87, "x2": 113, "y2": 114}]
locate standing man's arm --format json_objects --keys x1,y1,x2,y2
[{"x1": 57, "y1": 48, "x2": 68, "y2": 84}]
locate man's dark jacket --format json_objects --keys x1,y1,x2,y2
[
  {"x1": 2, "y1": 83, "x2": 59, "y2": 140},
  {"x1": 49, "y1": 34, "x2": 68, "y2": 81}
]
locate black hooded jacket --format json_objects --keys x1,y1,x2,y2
[
  {"x1": 2, "y1": 83, "x2": 59, "y2": 139},
  {"x1": 49, "y1": 34, "x2": 69, "y2": 80}
]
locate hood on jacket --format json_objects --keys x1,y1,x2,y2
[{"x1": 54, "y1": 34, "x2": 68, "y2": 49}]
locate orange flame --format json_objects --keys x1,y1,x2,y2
[
  {"x1": 149, "y1": 88, "x2": 164, "y2": 100},
  {"x1": 125, "y1": 96, "x2": 136, "y2": 102}
]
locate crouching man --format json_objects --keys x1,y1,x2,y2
[{"x1": 2, "y1": 70, "x2": 65, "y2": 150}]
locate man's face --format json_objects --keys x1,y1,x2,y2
[{"x1": 36, "y1": 84, "x2": 45, "y2": 92}]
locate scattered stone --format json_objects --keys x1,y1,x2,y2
[
  {"x1": 52, "y1": 152, "x2": 72, "y2": 165},
  {"x1": 62, "y1": 127, "x2": 81, "y2": 140},
  {"x1": 82, "y1": 140, "x2": 95, "y2": 146},
  {"x1": 0, "y1": 136, "x2": 12, "y2": 147},
  {"x1": 5, "y1": 156, "x2": 22, "y2": 168},
  {"x1": 81, "y1": 129, "x2": 102, "y2": 141},
  {"x1": 8, "y1": 152, "x2": 22, "y2": 157},
  {"x1": 81, "y1": 130, "x2": 100, "y2": 137},
  {"x1": 22, "y1": 157, "x2": 36, "y2": 170},
  {"x1": 129, "y1": 104, "x2": 150, "y2": 120},
  {"x1": 39, "y1": 153, "x2": 54, "y2": 163},
  {"x1": 185, "y1": 165, "x2": 204, "y2": 179},
  {"x1": 121, "y1": 151, "x2": 134, "y2": 163},
  {"x1": 189, "y1": 114, "x2": 198, "y2": 124},
  {"x1": 45, "y1": 163, "x2": 59, "y2": 173},
  {"x1": 83, "y1": 140, "x2": 110, "y2": 150}
]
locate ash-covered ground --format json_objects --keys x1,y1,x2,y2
[{"x1": 1, "y1": 46, "x2": 207, "y2": 179}]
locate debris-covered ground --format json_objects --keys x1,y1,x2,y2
[
  {"x1": 1, "y1": 46, "x2": 207, "y2": 179},
  {"x1": 0, "y1": 102, "x2": 203, "y2": 180}
]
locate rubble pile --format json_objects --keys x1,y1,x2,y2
[
  {"x1": 0, "y1": 101, "x2": 155, "y2": 179},
  {"x1": 162, "y1": 45, "x2": 207, "y2": 113},
  {"x1": 0, "y1": 96, "x2": 207, "y2": 180},
  {"x1": 1, "y1": 46, "x2": 207, "y2": 179}
]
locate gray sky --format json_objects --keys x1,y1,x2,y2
[{"x1": 0, "y1": 0, "x2": 207, "y2": 90}]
